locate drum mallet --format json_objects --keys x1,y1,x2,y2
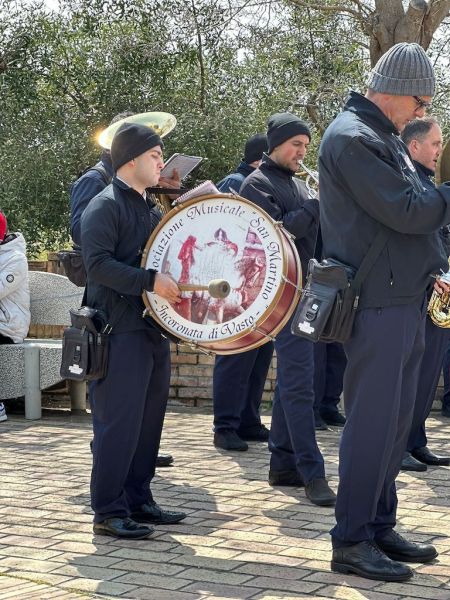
[{"x1": 178, "y1": 279, "x2": 231, "y2": 299}]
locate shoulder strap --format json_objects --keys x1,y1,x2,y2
[{"x1": 352, "y1": 229, "x2": 390, "y2": 290}]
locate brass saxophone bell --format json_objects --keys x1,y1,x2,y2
[{"x1": 97, "y1": 111, "x2": 177, "y2": 149}]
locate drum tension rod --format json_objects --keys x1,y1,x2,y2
[
  {"x1": 250, "y1": 325, "x2": 276, "y2": 342},
  {"x1": 282, "y1": 275, "x2": 303, "y2": 292}
]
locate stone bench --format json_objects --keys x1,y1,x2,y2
[{"x1": 0, "y1": 271, "x2": 86, "y2": 419}]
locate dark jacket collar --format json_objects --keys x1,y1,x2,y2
[
  {"x1": 260, "y1": 153, "x2": 295, "y2": 178},
  {"x1": 345, "y1": 91, "x2": 399, "y2": 136},
  {"x1": 112, "y1": 176, "x2": 155, "y2": 207},
  {"x1": 236, "y1": 161, "x2": 255, "y2": 178},
  {"x1": 414, "y1": 160, "x2": 434, "y2": 180}
]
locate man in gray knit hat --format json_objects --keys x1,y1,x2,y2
[{"x1": 319, "y1": 42, "x2": 450, "y2": 581}]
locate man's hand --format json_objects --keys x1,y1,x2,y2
[
  {"x1": 153, "y1": 273, "x2": 181, "y2": 304},
  {"x1": 434, "y1": 278, "x2": 450, "y2": 295},
  {"x1": 159, "y1": 168, "x2": 181, "y2": 200}
]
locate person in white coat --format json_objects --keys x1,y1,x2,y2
[{"x1": 0, "y1": 211, "x2": 31, "y2": 421}]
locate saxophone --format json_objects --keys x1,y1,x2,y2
[{"x1": 428, "y1": 267, "x2": 450, "y2": 327}]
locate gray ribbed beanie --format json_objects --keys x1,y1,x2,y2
[{"x1": 367, "y1": 43, "x2": 435, "y2": 96}]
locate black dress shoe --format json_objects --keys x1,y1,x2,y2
[
  {"x1": 131, "y1": 501, "x2": 186, "y2": 525},
  {"x1": 93, "y1": 517, "x2": 154, "y2": 539},
  {"x1": 314, "y1": 414, "x2": 329, "y2": 431},
  {"x1": 331, "y1": 540, "x2": 413, "y2": 582},
  {"x1": 237, "y1": 424, "x2": 270, "y2": 441},
  {"x1": 411, "y1": 446, "x2": 450, "y2": 466},
  {"x1": 401, "y1": 452, "x2": 427, "y2": 472},
  {"x1": 375, "y1": 529, "x2": 437, "y2": 563},
  {"x1": 320, "y1": 409, "x2": 346, "y2": 427},
  {"x1": 305, "y1": 478, "x2": 336, "y2": 506},
  {"x1": 156, "y1": 453, "x2": 174, "y2": 467},
  {"x1": 268, "y1": 469, "x2": 304, "y2": 487},
  {"x1": 214, "y1": 430, "x2": 248, "y2": 451}
]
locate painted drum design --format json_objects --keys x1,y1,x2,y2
[{"x1": 141, "y1": 194, "x2": 302, "y2": 354}]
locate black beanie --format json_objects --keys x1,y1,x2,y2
[
  {"x1": 111, "y1": 123, "x2": 164, "y2": 172},
  {"x1": 267, "y1": 113, "x2": 311, "y2": 153},
  {"x1": 244, "y1": 133, "x2": 268, "y2": 164}
]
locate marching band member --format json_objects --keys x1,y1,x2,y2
[
  {"x1": 212, "y1": 133, "x2": 273, "y2": 452},
  {"x1": 400, "y1": 117, "x2": 450, "y2": 472},
  {"x1": 240, "y1": 113, "x2": 336, "y2": 507},
  {"x1": 81, "y1": 123, "x2": 185, "y2": 539},
  {"x1": 319, "y1": 43, "x2": 450, "y2": 581}
]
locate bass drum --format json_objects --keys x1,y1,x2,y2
[{"x1": 141, "y1": 193, "x2": 301, "y2": 354}]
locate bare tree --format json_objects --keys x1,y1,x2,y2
[{"x1": 287, "y1": 0, "x2": 450, "y2": 65}]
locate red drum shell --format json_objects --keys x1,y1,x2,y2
[{"x1": 141, "y1": 194, "x2": 301, "y2": 354}]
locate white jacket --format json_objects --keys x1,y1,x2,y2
[{"x1": 0, "y1": 233, "x2": 31, "y2": 343}]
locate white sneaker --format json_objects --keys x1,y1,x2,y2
[{"x1": 0, "y1": 403, "x2": 7, "y2": 422}]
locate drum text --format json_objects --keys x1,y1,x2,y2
[
  {"x1": 186, "y1": 202, "x2": 245, "y2": 220},
  {"x1": 157, "y1": 304, "x2": 203, "y2": 338},
  {"x1": 262, "y1": 241, "x2": 282, "y2": 300},
  {"x1": 151, "y1": 218, "x2": 184, "y2": 268}
]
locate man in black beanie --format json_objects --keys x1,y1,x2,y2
[
  {"x1": 81, "y1": 122, "x2": 186, "y2": 539},
  {"x1": 212, "y1": 132, "x2": 272, "y2": 451},
  {"x1": 240, "y1": 112, "x2": 336, "y2": 507},
  {"x1": 319, "y1": 43, "x2": 450, "y2": 581},
  {"x1": 69, "y1": 111, "x2": 175, "y2": 469}
]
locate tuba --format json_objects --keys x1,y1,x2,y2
[
  {"x1": 428, "y1": 138, "x2": 450, "y2": 327},
  {"x1": 98, "y1": 111, "x2": 178, "y2": 215}
]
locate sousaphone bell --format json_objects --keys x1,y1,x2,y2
[{"x1": 97, "y1": 111, "x2": 177, "y2": 149}]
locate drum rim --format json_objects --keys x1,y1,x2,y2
[{"x1": 141, "y1": 193, "x2": 301, "y2": 348}]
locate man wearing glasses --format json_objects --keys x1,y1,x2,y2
[{"x1": 319, "y1": 43, "x2": 450, "y2": 581}]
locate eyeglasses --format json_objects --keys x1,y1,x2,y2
[{"x1": 413, "y1": 96, "x2": 432, "y2": 110}]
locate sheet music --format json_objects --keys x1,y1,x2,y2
[
  {"x1": 174, "y1": 180, "x2": 220, "y2": 204},
  {"x1": 160, "y1": 153, "x2": 203, "y2": 180}
]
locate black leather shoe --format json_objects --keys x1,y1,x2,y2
[
  {"x1": 214, "y1": 430, "x2": 248, "y2": 451},
  {"x1": 305, "y1": 478, "x2": 336, "y2": 506},
  {"x1": 156, "y1": 453, "x2": 174, "y2": 467},
  {"x1": 375, "y1": 529, "x2": 437, "y2": 563},
  {"x1": 268, "y1": 469, "x2": 304, "y2": 487},
  {"x1": 411, "y1": 446, "x2": 450, "y2": 466},
  {"x1": 131, "y1": 501, "x2": 186, "y2": 525},
  {"x1": 320, "y1": 409, "x2": 346, "y2": 427},
  {"x1": 314, "y1": 414, "x2": 329, "y2": 431},
  {"x1": 93, "y1": 517, "x2": 154, "y2": 539},
  {"x1": 331, "y1": 540, "x2": 413, "y2": 582},
  {"x1": 401, "y1": 452, "x2": 427, "y2": 472},
  {"x1": 442, "y1": 406, "x2": 450, "y2": 418},
  {"x1": 238, "y1": 424, "x2": 270, "y2": 441}
]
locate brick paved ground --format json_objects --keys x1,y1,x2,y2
[{"x1": 0, "y1": 407, "x2": 449, "y2": 600}]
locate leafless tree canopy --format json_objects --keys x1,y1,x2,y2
[{"x1": 287, "y1": 0, "x2": 450, "y2": 65}]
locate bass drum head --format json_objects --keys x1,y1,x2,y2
[{"x1": 142, "y1": 194, "x2": 301, "y2": 354}]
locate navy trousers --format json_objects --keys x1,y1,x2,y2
[
  {"x1": 332, "y1": 297, "x2": 426, "y2": 547},
  {"x1": 313, "y1": 342, "x2": 347, "y2": 416},
  {"x1": 269, "y1": 314, "x2": 325, "y2": 483},
  {"x1": 213, "y1": 342, "x2": 274, "y2": 432},
  {"x1": 90, "y1": 329, "x2": 170, "y2": 523},
  {"x1": 407, "y1": 317, "x2": 449, "y2": 451}
]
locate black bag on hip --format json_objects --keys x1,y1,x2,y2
[
  {"x1": 291, "y1": 229, "x2": 389, "y2": 344},
  {"x1": 60, "y1": 307, "x2": 109, "y2": 381},
  {"x1": 291, "y1": 258, "x2": 357, "y2": 344}
]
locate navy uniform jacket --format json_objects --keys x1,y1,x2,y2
[
  {"x1": 217, "y1": 161, "x2": 254, "y2": 193},
  {"x1": 240, "y1": 154, "x2": 319, "y2": 283},
  {"x1": 81, "y1": 177, "x2": 160, "y2": 333},
  {"x1": 319, "y1": 91, "x2": 450, "y2": 309},
  {"x1": 414, "y1": 160, "x2": 450, "y2": 259}
]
